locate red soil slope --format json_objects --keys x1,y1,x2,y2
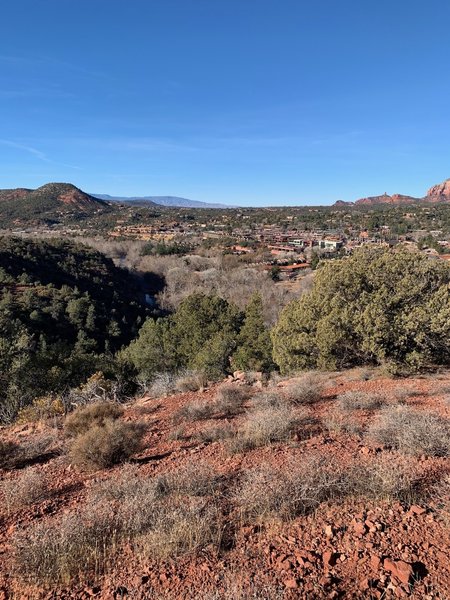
[{"x1": 0, "y1": 371, "x2": 449, "y2": 599}]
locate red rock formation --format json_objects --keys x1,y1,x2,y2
[{"x1": 425, "y1": 178, "x2": 450, "y2": 202}]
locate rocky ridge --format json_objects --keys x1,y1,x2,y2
[{"x1": 333, "y1": 177, "x2": 450, "y2": 207}]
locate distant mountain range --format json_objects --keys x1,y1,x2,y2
[
  {"x1": 91, "y1": 194, "x2": 231, "y2": 209},
  {"x1": 1, "y1": 179, "x2": 450, "y2": 227},
  {"x1": 334, "y1": 178, "x2": 450, "y2": 207}
]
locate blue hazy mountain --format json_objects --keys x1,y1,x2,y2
[{"x1": 91, "y1": 194, "x2": 232, "y2": 209}]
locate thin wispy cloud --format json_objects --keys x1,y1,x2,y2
[
  {"x1": 0, "y1": 54, "x2": 113, "y2": 81},
  {"x1": 0, "y1": 139, "x2": 81, "y2": 170}
]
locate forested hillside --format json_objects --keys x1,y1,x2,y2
[{"x1": 0, "y1": 237, "x2": 149, "y2": 420}]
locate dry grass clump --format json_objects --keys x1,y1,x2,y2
[
  {"x1": 89, "y1": 467, "x2": 163, "y2": 537},
  {"x1": 167, "y1": 425, "x2": 187, "y2": 441},
  {"x1": 203, "y1": 577, "x2": 285, "y2": 600},
  {"x1": 285, "y1": 373, "x2": 324, "y2": 405},
  {"x1": 177, "y1": 399, "x2": 213, "y2": 421},
  {"x1": 393, "y1": 387, "x2": 423, "y2": 403},
  {"x1": 346, "y1": 367, "x2": 375, "y2": 381},
  {"x1": 174, "y1": 370, "x2": 208, "y2": 393},
  {"x1": 69, "y1": 420, "x2": 145, "y2": 471},
  {"x1": 322, "y1": 408, "x2": 363, "y2": 436},
  {"x1": 213, "y1": 384, "x2": 249, "y2": 416},
  {"x1": 434, "y1": 474, "x2": 450, "y2": 527},
  {"x1": 88, "y1": 464, "x2": 158, "y2": 502},
  {"x1": 235, "y1": 456, "x2": 346, "y2": 522},
  {"x1": 337, "y1": 390, "x2": 384, "y2": 411},
  {"x1": 12, "y1": 502, "x2": 119, "y2": 586},
  {"x1": 0, "y1": 433, "x2": 60, "y2": 470},
  {"x1": 12, "y1": 460, "x2": 223, "y2": 586},
  {"x1": 347, "y1": 454, "x2": 420, "y2": 502},
  {"x1": 251, "y1": 391, "x2": 288, "y2": 410},
  {"x1": 228, "y1": 405, "x2": 300, "y2": 453},
  {"x1": 0, "y1": 438, "x2": 19, "y2": 468},
  {"x1": 196, "y1": 423, "x2": 235, "y2": 443},
  {"x1": 148, "y1": 372, "x2": 176, "y2": 398},
  {"x1": 367, "y1": 405, "x2": 450, "y2": 457},
  {"x1": 64, "y1": 401, "x2": 123, "y2": 438},
  {"x1": 161, "y1": 461, "x2": 221, "y2": 497},
  {"x1": 0, "y1": 466, "x2": 49, "y2": 514},
  {"x1": 177, "y1": 384, "x2": 249, "y2": 422},
  {"x1": 138, "y1": 499, "x2": 221, "y2": 560}
]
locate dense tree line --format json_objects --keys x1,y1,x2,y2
[{"x1": 2, "y1": 237, "x2": 450, "y2": 423}]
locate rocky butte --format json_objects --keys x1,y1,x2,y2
[{"x1": 333, "y1": 177, "x2": 450, "y2": 206}]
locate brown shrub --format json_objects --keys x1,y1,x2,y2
[
  {"x1": 69, "y1": 420, "x2": 145, "y2": 470},
  {"x1": 367, "y1": 405, "x2": 450, "y2": 457},
  {"x1": 285, "y1": 374, "x2": 324, "y2": 405},
  {"x1": 16, "y1": 396, "x2": 64, "y2": 424},
  {"x1": 337, "y1": 390, "x2": 384, "y2": 411},
  {"x1": 0, "y1": 467, "x2": 49, "y2": 514},
  {"x1": 64, "y1": 401, "x2": 123, "y2": 438}
]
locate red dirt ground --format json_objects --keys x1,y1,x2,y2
[{"x1": 0, "y1": 370, "x2": 449, "y2": 599}]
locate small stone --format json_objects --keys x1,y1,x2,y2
[
  {"x1": 359, "y1": 578, "x2": 371, "y2": 591},
  {"x1": 409, "y1": 505, "x2": 426, "y2": 515},
  {"x1": 324, "y1": 525, "x2": 334, "y2": 538},
  {"x1": 353, "y1": 521, "x2": 367, "y2": 536},
  {"x1": 371, "y1": 555, "x2": 381, "y2": 571},
  {"x1": 233, "y1": 370, "x2": 246, "y2": 381},
  {"x1": 323, "y1": 550, "x2": 337, "y2": 568},
  {"x1": 283, "y1": 577, "x2": 298, "y2": 589}
]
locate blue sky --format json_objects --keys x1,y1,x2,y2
[{"x1": 1, "y1": 0, "x2": 450, "y2": 206}]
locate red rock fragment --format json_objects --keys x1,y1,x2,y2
[
  {"x1": 324, "y1": 525, "x2": 334, "y2": 538},
  {"x1": 383, "y1": 559, "x2": 413, "y2": 585},
  {"x1": 323, "y1": 551, "x2": 337, "y2": 568},
  {"x1": 352, "y1": 520, "x2": 367, "y2": 536},
  {"x1": 283, "y1": 577, "x2": 298, "y2": 589},
  {"x1": 409, "y1": 505, "x2": 426, "y2": 515},
  {"x1": 370, "y1": 555, "x2": 381, "y2": 570}
]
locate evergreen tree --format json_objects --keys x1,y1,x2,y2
[
  {"x1": 232, "y1": 293, "x2": 274, "y2": 372},
  {"x1": 272, "y1": 247, "x2": 450, "y2": 375}
]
